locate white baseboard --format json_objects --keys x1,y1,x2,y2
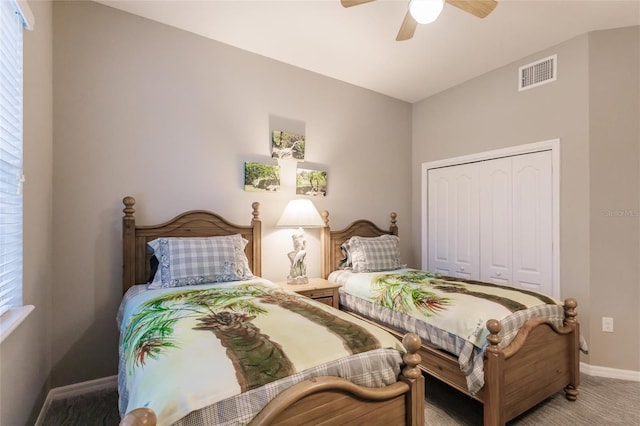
[
  {"x1": 580, "y1": 362, "x2": 640, "y2": 381},
  {"x1": 34, "y1": 375, "x2": 117, "y2": 426}
]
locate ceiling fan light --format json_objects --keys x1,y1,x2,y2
[{"x1": 409, "y1": 0, "x2": 445, "y2": 24}]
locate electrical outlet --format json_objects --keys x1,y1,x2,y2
[{"x1": 602, "y1": 317, "x2": 614, "y2": 332}]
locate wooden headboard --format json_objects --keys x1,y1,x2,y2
[
  {"x1": 320, "y1": 211, "x2": 398, "y2": 279},
  {"x1": 122, "y1": 196, "x2": 262, "y2": 294}
]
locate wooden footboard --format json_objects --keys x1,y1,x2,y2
[
  {"x1": 343, "y1": 299, "x2": 580, "y2": 426},
  {"x1": 483, "y1": 298, "x2": 580, "y2": 425},
  {"x1": 120, "y1": 334, "x2": 424, "y2": 426}
]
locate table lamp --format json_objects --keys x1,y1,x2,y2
[{"x1": 276, "y1": 199, "x2": 325, "y2": 284}]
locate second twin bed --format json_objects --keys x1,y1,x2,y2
[{"x1": 320, "y1": 210, "x2": 583, "y2": 426}]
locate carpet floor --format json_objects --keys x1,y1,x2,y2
[
  {"x1": 41, "y1": 373, "x2": 639, "y2": 425},
  {"x1": 423, "y1": 374, "x2": 640, "y2": 425}
]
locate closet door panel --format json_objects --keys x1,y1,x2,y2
[
  {"x1": 453, "y1": 170, "x2": 479, "y2": 279},
  {"x1": 428, "y1": 169, "x2": 453, "y2": 276},
  {"x1": 512, "y1": 151, "x2": 552, "y2": 294},
  {"x1": 479, "y1": 157, "x2": 512, "y2": 285},
  {"x1": 427, "y1": 164, "x2": 479, "y2": 279}
]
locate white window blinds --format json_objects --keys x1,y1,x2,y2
[{"x1": 0, "y1": 0, "x2": 28, "y2": 317}]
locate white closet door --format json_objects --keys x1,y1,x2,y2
[
  {"x1": 512, "y1": 151, "x2": 553, "y2": 294},
  {"x1": 424, "y1": 141, "x2": 558, "y2": 296},
  {"x1": 479, "y1": 157, "x2": 513, "y2": 285},
  {"x1": 428, "y1": 164, "x2": 479, "y2": 279}
]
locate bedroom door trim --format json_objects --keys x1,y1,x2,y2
[{"x1": 421, "y1": 138, "x2": 560, "y2": 298}]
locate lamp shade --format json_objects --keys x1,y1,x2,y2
[
  {"x1": 409, "y1": 0, "x2": 445, "y2": 24},
  {"x1": 276, "y1": 199, "x2": 325, "y2": 229}
]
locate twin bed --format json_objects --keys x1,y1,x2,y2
[
  {"x1": 320, "y1": 211, "x2": 581, "y2": 426},
  {"x1": 118, "y1": 197, "x2": 424, "y2": 426},
  {"x1": 118, "y1": 196, "x2": 581, "y2": 426}
]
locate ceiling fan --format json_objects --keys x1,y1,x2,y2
[{"x1": 341, "y1": 0, "x2": 498, "y2": 41}]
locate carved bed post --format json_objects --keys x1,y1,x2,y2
[
  {"x1": 120, "y1": 407, "x2": 156, "y2": 426},
  {"x1": 251, "y1": 202, "x2": 262, "y2": 277},
  {"x1": 390, "y1": 212, "x2": 398, "y2": 236},
  {"x1": 484, "y1": 319, "x2": 505, "y2": 426},
  {"x1": 122, "y1": 196, "x2": 136, "y2": 294},
  {"x1": 401, "y1": 333, "x2": 425, "y2": 426},
  {"x1": 563, "y1": 298, "x2": 580, "y2": 401},
  {"x1": 320, "y1": 210, "x2": 330, "y2": 279}
]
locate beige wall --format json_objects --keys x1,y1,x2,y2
[
  {"x1": 3, "y1": 1, "x2": 637, "y2": 422},
  {"x1": 412, "y1": 27, "x2": 640, "y2": 371},
  {"x1": 588, "y1": 27, "x2": 640, "y2": 370},
  {"x1": 0, "y1": 1, "x2": 54, "y2": 425},
  {"x1": 51, "y1": 1, "x2": 412, "y2": 386}
]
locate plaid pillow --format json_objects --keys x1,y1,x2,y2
[
  {"x1": 147, "y1": 235, "x2": 253, "y2": 288},
  {"x1": 343, "y1": 234, "x2": 403, "y2": 272}
]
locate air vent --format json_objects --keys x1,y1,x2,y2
[{"x1": 518, "y1": 54, "x2": 557, "y2": 91}]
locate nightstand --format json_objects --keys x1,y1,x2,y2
[{"x1": 275, "y1": 277, "x2": 341, "y2": 309}]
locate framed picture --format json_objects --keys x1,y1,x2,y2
[
  {"x1": 271, "y1": 130, "x2": 305, "y2": 161},
  {"x1": 244, "y1": 162, "x2": 281, "y2": 192},
  {"x1": 296, "y1": 168, "x2": 327, "y2": 197}
]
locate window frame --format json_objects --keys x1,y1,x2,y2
[{"x1": 0, "y1": 0, "x2": 35, "y2": 344}]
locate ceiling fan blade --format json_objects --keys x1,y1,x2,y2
[
  {"x1": 446, "y1": 0, "x2": 498, "y2": 18},
  {"x1": 396, "y1": 10, "x2": 418, "y2": 41},
  {"x1": 341, "y1": 0, "x2": 376, "y2": 8}
]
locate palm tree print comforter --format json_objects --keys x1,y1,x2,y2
[
  {"x1": 341, "y1": 269, "x2": 561, "y2": 348},
  {"x1": 118, "y1": 280, "x2": 405, "y2": 425},
  {"x1": 332, "y1": 269, "x2": 566, "y2": 394}
]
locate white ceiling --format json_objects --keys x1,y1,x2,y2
[{"x1": 96, "y1": 0, "x2": 640, "y2": 103}]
